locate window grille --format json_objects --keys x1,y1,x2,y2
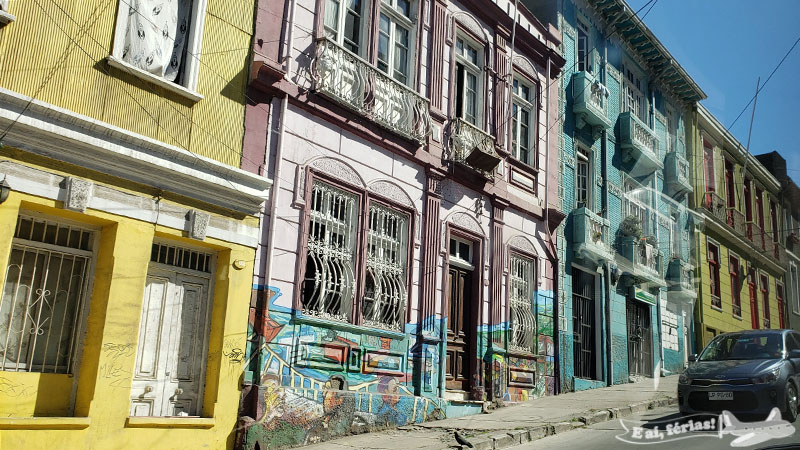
[
  {"x1": 150, "y1": 242, "x2": 212, "y2": 273},
  {"x1": 302, "y1": 181, "x2": 358, "y2": 322},
  {"x1": 362, "y1": 204, "x2": 409, "y2": 331},
  {"x1": 1, "y1": 216, "x2": 94, "y2": 373},
  {"x1": 508, "y1": 254, "x2": 536, "y2": 353}
]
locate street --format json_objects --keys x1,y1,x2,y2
[{"x1": 525, "y1": 406, "x2": 800, "y2": 450}]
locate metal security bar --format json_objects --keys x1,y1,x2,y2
[
  {"x1": 572, "y1": 268, "x2": 596, "y2": 380},
  {"x1": 302, "y1": 182, "x2": 358, "y2": 322},
  {"x1": 362, "y1": 204, "x2": 409, "y2": 331},
  {"x1": 150, "y1": 242, "x2": 212, "y2": 273},
  {"x1": 509, "y1": 254, "x2": 536, "y2": 354},
  {"x1": 1, "y1": 216, "x2": 93, "y2": 373}
]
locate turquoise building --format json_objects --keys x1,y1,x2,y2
[{"x1": 526, "y1": 0, "x2": 705, "y2": 390}]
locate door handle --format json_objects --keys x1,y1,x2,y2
[
  {"x1": 138, "y1": 385, "x2": 154, "y2": 399},
  {"x1": 174, "y1": 388, "x2": 183, "y2": 397}
]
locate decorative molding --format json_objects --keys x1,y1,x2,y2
[
  {"x1": 449, "y1": 11, "x2": 490, "y2": 43},
  {"x1": 563, "y1": 153, "x2": 576, "y2": 168},
  {"x1": 64, "y1": 177, "x2": 93, "y2": 213},
  {"x1": 512, "y1": 55, "x2": 539, "y2": 79},
  {"x1": 0, "y1": 160, "x2": 260, "y2": 248},
  {"x1": 427, "y1": 174, "x2": 444, "y2": 196},
  {"x1": 188, "y1": 210, "x2": 211, "y2": 240},
  {"x1": 608, "y1": 182, "x2": 622, "y2": 198},
  {"x1": 369, "y1": 180, "x2": 416, "y2": 210},
  {"x1": 507, "y1": 235, "x2": 537, "y2": 256},
  {"x1": 309, "y1": 157, "x2": 366, "y2": 188},
  {"x1": 447, "y1": 211, "x2": 486, "y2": 237},
  {"x1": 293, "y1": 165, "x2": 306, "y2": 207},
  {"x1": 0, "y1": 88, "x2": 271, "y2": 215}
]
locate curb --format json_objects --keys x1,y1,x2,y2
[{"x1": 448, "y1": 396, "x2": 677, "y2": 450}]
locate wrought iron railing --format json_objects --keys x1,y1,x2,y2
[
  {"x1": 312, "y1": 38, "x2": 431, "y2": 143},
  {"x1": 448, "y1": 117, "x2": 499, "y2": 174},
  {"x1": 727, "y1": 207, "x2": 746, "y2": 236},
  {"x1": 703, "y1": 192, "x2": 726, "y2": 223}
]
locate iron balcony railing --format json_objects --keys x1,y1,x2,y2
[
  {"x1": 727, "y1": 207, "x2": 746, "y2": 237},
  {"x1": 572, "y1": 71, "x2": 612, "y2": 132},
  {"x1": 703, "y1": 192, "x2": 726, "y2": 224},
  {"x1": 312, "y1": 37, "x2": 431, "y2": 143},
  {"x1": 572, "y1": 207, "x2": 614, "y2": 263},
  {"x1": 448, "y1": 117, "x2": 500, "y2": 175},
  {"x1": 620, "y1": 111, "x2": 661, "y2": 174}
]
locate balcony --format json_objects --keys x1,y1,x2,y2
[
  {"x1": 573, "y1": 207, "x2": 614, "y2": 263},
  {"x1": 746, "y1": 221, "x2": 765, "y2": 251},
  {"x1": 619, "y1": 111, "x2": 661, "y2": 175},
  {"x1": 703, "y1": 192, "x2": 726, "y2": 224},
  {"x1": 726, "y1": 207, "x2": 746, "y2": 237},
  {"x1": 620, "y1": 237, "x2": 665, "y2": 287},
  {"x1": 448, "y1": 118, "x2": 500, "y2": 175},
  {"x1": 664, "y1": 152, "x2": 692, "y2": 197},
  {"x1": 312, "y1": 38, "x2": 431, "y2": 143},
  {"x1": 774, "y1": 241, "x2": 787, "y2": 264},
  {"x1": 667, "y1": 259, "x2": 696, "y2": 301},
  {"x1": 572, "y1": 71, "x2": 612, "y2": 137}
]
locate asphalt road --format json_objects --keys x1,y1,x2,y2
[{"x1": 520, "y1": 406, "x2": 800, "y2": 450}]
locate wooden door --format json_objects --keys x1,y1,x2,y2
[
  {"x1": 130, "y1": 269, "x2": 211, "y2": 416},
  {"x1": 446, "y1": 266, "x2": 473, "y2": 392}
]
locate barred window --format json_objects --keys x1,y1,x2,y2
[
  {"x1": 362, "y1": 204, "x2": 409, "y2": 330},
  {"x1": 1, "y1": 216, "x2": 94, "y2": 373},
  {"x1": 301, "y1": 179, "x2": 411, "y2": 331},
  {"x1": 508, "y1": 253, "x2": 536, "y2": 354}
]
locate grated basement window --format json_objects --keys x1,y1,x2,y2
[{"x1": 150, "y1": 242, "x2": 212, "y2": 273}]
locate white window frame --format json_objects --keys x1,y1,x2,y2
[
  {"x1": 624, "y1": 177, "x2": 651, "y2": 236},
  {"x1": 0, "y1": 214, "x2": 98, "y2": 375},
  {"x1": 512, "y1": 75, "x2": 536, "y2": 166},
  {"x1": 109, "y1": 0, "x2": 208, "y2": 101},
  {"x1": 448, "y1": 236, "x2": 474, "y2": 270},
  {"x1": 324, "y1": 0, "x2": 369, "y2": 57},
  {"x1": 508, "y1": 252, "x2": 537, "y2": 354},
  {"x1": 454, "y1": 33, "x2": 484, "y2": 128},
  {"x1": 576, "y1": 147, "x2": 592, "y2": 209},
  {"x1": 377, "y1": 0, "x2": 416, "y2": 86},
  {"x1": 0, "y1": 0, "x2": 15, "y2": 24},
  {"x1": 576, "y1": 19, "x2": 591, "y2": 73},
  {"x1": 621, "y1": 62, "x2": 647, "y2": 122}
]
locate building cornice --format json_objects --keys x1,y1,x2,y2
[{"x1": 0, "y1": 87, "x2": 271, "y2": 215}]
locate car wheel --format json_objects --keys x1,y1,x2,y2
[{"x1": 783, "y1": 382, "x2": 798, "y2": 423}]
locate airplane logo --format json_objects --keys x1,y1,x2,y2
[{"x1": 720, "y1": 407, "x2": 796, "y2": 447}]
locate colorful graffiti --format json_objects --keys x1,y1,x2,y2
[{"x1": 237, "y1": 286, "x2": 557, "y2": 449}]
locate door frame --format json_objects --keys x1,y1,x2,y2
[
  {"x1": 570, "y1": 264, "x2": 603, "y2": 381},
  {"x1": 626, "y1": 298, "x2": 653, "y2": 377},
  {"x1": 132, "y1": 241, "x2": 216, "y2": 417},
  {"x1": 443, "y1": 224, "x2": 484, "y2": 397}
]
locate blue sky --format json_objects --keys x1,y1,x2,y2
[{"x1": 629, "y1": 0, "x2": 800, "y2": 183}]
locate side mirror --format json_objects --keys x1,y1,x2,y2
[{"x1": 688, "y1": 354, "x2": 698, "y2": 363}]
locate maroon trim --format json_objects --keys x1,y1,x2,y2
[
  {"x1": 294, "y1": 168, "x2": 417, "y2": 329},
  {"x1": 241, "y1": 90, "x2": 272, "y2": 175},
  {"x1": 490, "y1": 205, "x2": 504, "y2": 347},
  {"x1": 314, "y1": 0, "x2": 325, "y2": 40},
  {"x1": 420, "y1": 174, "x2": 443, "y2": 332},
  {"x1": 428, "y1": 0, "x2": 448, "y2": 112},
  {"x1": 507, "y1": 160, "x2": 538, "y2": 195},
  {"x1": 444, "y1": 222, "x2": 485, "y2": 394},
  {"x1": 493, "y1": 36, "x2": 509, "y2": 151}
]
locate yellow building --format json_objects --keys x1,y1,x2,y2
[
  {"x1": 689, "y1": 105, "x2": 786, "y2": 349},
  {"x1": 0, "y1": 1, "x2": 270, "y2": 448}
]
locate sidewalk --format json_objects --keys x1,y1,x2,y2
[{"x1": 300, "y1": 376, "x2": 678, "y2": 450}]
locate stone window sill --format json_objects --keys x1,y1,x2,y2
[
  {"x1": 0, "y1": 417, "x2": 91, "y2": 430},
  {"x1": 106, "y1": 56, "x2": 203, "y2": 103},
  {"x1": 125, "y1": 417, "x2": 215, "y2": 429}
]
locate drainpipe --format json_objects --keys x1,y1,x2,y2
[
  {"x1": 253, "y1": 0, "x2": 295, "y2": 416},
  {"x1": 601, "y1": 39, "x2": 613, "y2": 387}
]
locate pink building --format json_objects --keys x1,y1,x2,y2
[{"x1": 238, "y1": 0, "x2": 565, "y2": 447}]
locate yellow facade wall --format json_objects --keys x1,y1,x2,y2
[
  {"x1": 0, "y1": 0, "x2": 253, "y2": 167},
  {"x1": 0, "y1": 174, "x2": 253, "y2": 449},
  {"x1": 696, "y1": 232, "x2": 784, "y2": 347}
]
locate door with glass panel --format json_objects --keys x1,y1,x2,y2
[
  {"x1": 130, "y1": 245, "x2": 213, "y2": 417},
  {"x1": 446, "y1": 237, "x2": 475, "y2": 393}
]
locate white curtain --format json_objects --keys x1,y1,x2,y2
[{"x1": 120, "y1": 0, "x2": 192, "y2": 83}]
